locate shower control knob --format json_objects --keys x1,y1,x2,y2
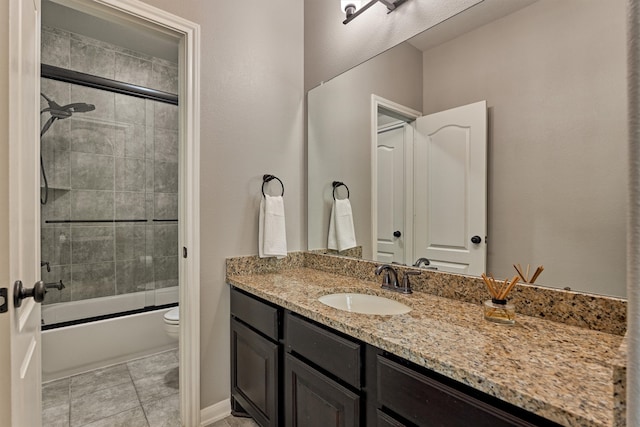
[
  {"x1": 471, "y1": 235, "x2": 482, "y2": 244},
  {"x1": 13, "y1": 280, "x2": 46, "y2": 308}
]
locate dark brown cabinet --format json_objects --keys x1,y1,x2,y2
[
  {"x1": 376, "y1": 355, "x2": 548, "y2": 427},
  {"x1": 230, "y1": 287, "x2": 560, "y2": 427},
  {"x1": 285, "y1": 353, "x2": 360, "y2": 427},
  {"x1": 230, "y1": 288, "x2": 282, "y2": 427}
]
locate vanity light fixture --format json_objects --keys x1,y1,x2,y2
[{"x1": 341, "y1": 0, "x2": 408, "y2": 24}]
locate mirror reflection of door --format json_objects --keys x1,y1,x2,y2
[
  {"x1": 414, "y1": 100, "x2": 487, "y2": 275},
  {"x1": 376, "y1": 119, "x2": 409, "y2": 263},
  {"x1": 373, "y1": 98, "x2": 487, "y2": 274}
]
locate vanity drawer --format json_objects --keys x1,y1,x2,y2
[
  {"x1": 285, "y1": 312, "x2": 361, "y2": 388},
  {"x1": 230, "y1": 287, "x2": 280, "y2": 340},
  {"x1": 377, "y1": 356, "x2": 539, "y2": 427}
]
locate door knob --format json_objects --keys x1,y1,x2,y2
[
  {"x1": 13, "y1": 280, "x2": 46, "y2": 308},
  {"x1": 470, "y1": 235, "x2": 482, "y2": 244},
  {"x1": 393, "y1": 231, "x2": 402, "y2": 238}
]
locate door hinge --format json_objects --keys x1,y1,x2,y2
[{"x1": 0, "y1": 288, "x2": 8, "y2": 313}]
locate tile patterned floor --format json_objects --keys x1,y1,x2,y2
[
  {"x1": 42, "y1": 349, "x2": 180, "y2": 427},
  {"x1": 206, "y1": 415, "x2": 258, "y2": 427}
]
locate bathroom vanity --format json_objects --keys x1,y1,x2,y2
[{"x1": 227, "y1": 253, "x2": 626, "y2": 427}]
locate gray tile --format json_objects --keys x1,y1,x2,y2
[
  {"x1": 70, "y1": 85, "x2": 115, "y2": 123},
  {"x1": 153, "y1": 225, "x2": 178, "y2": 257},
  {"x1": 127, "y1": 351, "x2": 178, "y2": 381},
  {"x1": 81, "y1": 406, "x2": 149, "y2": 427},
  {"x1": 154, "y1": 193, "x2": 178, "y2": 220},
  {"x1": 115, "y1": 158, "x2": 145, "y2": 191},
  {"x1": 154, "y1": 161, "x2": 178, "y2": 193},
  {"x1": 145, "y1": 126, "x2": 155, "y2": 161},
  {"x1": 145, "y1": 159, "x2": 155, "y2": 193},
  {"x1": 69, "y1": 381, "x2": 138, "y2": 427},
  {"x1": 206, "y1": 416, "x2": 259, "y2": 427},
  {"x1": 154, "y1": 257, "x2": 178, "y2": 289},
  {"x1": 115, "y1": 192, "x2": 146, "y2": 220},
  {"x1": 142, "y1": 393, "x2": 180, "y2": 427},
  {"x1": 154, "y1": 128, "x2": 178, "y2": 163},
  {"x1": 41, "y1": 189, "x2": 72, "y2": 226},
  {"x1": 145, "y1": 101, "x2": 155, "y2": 129},
  {"x1": 71, "y1": 262, "x2": 116, "y2": 301},
  {"x1": 116, "y1": 124, "x2": 146, "y2": 159},
  {"x1": 115, "y1": 53, "x2": 153, "y2": 88},
  {"x1": 153, "y1": 103, "x2": 178, "y2": 131},
  {"x1": 45, "y1": 149, "x2": 71, "y2": 190},
  {"x1": 132, "y1": 366, "x2": 179, "y2": 403},
  {"x1": 70, "y1": 38, "x2": 115, "y2": 80},
  {"x1": 43, "y1": 378, "x2": 70, "y2": 409},
  {"x1": 115, "y1": 225, "x2": 147, "y2": 261},
  {"x1": 115, "y1": 93, "x2": 146, "y2": 126},
  {"x1": 70, "y1": 364, "x2": 132, "y2": 398},
  {"x1": 116, "y1": 259, "x2": 153, "y2": 294},
  {"x1": 71, "y1": 190, "x2": 114, "y2": 221},
  {"x1": 43, "y1": 402, "x2": 71, "y2": 427},
  {"x1": 226, "y1": 417, "x2": 259, "y2": 427},
  {"x1": 41, "y1": 225, "x2": 71, "y2": 266},
  {"x1": 71, "y1": 226, "x2": 115, "y2": 264},
  {"x1": 70, "y1": 152, "x2": 114, "y2": 191},
  {"x1": 151, "y1": 62, "x2": 178, "y2": 94},
  {"x1": 42, "y1": 29, "x2": 70, "y2": 69},
  {"x1": 69, "y1": 119, "x2": 117, "y2": 156}
]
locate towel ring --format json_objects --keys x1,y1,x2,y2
[
  {"x1": 262, "y1": 174, "x2": 284, "y2": 197},
  {"x1": 332, "y1": 181, "x2": 350, "y2": 200}
]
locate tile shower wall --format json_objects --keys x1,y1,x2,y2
[{"x1": 40, "y1": 26, "x2": 179, "y2": 309}]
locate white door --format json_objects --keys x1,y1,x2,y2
[
  {"x1": 6, "y1": 0, "x2": 43, "y2": 425},
  {"x1": 376, "y1": 123, "x2": 407, "y2": 263},
  {"x1": 413, "y1": 101, "x2": 487, "y2": 275}
]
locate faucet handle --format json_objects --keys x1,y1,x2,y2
[{"x1": 400, "y1": 271, "x2": 421, "y2": 294}]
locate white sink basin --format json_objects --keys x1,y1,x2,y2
[{"x1": 318, "y1": 293, "x2": 411, "y2": 315}]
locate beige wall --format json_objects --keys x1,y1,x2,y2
[
  {"x1": 422, "y1": 0, "x2": 627, "y2": 295},
  {"x1": 0, "y1": 0, "x2": 11, "y2": 420},
  {"x1": 140, "y1": 0, "x2": 305, "y2": 409},
  {"x1": 304, "y1": 0, "x2": 482, "y2": 91},
  {"x1": 308, "y1": 43, "x2": 422, "y2": 254}
]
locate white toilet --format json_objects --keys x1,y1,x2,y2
[{"x1": 163, "y1": 306, "x2": 179, "y2": 341}]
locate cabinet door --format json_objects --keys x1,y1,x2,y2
[
  {"x1": 285, "y1": 353, "x2": 359, "y2": 427},
  {"x1": 231, "y1": 318, "x2": 279, "y2": 427}
]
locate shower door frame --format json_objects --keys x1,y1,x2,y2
[{"x1": 45, "y1": 0, "x2": 202, "y2": 425}]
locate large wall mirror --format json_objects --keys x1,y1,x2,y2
[{"x1": 308, "y1": 0, "x2": 627, "y2": 297}]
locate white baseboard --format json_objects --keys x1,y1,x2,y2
[{"x1": 200, "y1": 399, "x2": 231, "y2": 427}]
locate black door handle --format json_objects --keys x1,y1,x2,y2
[
  {"x1": 471, "y1": 235, "x2": 482, "y2": 244},
  {"x1": 393, "y1": 231, "x2": 402, "y2": 238},
  {"x1": 13, "y1": 280, "x2": 46, "y2": 308}
]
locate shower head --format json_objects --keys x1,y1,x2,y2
[
  {"x1": 62, "y1": 102, "x2": 96, "y2": 113},
  {"x1": 40, "y1": 93, "x2": 95, "y2": 119}
]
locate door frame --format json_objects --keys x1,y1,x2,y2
[
  {"x1": 23, "y1": 0, "x2": 201, "y2": 425},
  {"x1": 370, "y1": 94, "x2": 421, "y2": 264}
]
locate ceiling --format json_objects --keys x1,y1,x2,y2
[{"x1": 42, "y1": 0, "x2": 179, "y2": 62}]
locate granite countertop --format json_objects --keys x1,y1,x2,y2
[{"x1": 228, "y1": 267, "x2": 623, "y2": 427}]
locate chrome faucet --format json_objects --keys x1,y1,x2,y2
[
  {"x1": 399, "y1": 271, "x2": 420, "y2": 294},
  {"x1": 413, "y1": 257, "x2": 437, "y2": 270},
  {"x1": 375, "y1": 264, "x2": 399, "y2": 291},
  {"x1": 413, "y1": 258, "x2": 430, "y2": 267},
  {"x1": 44, "y1": 280, "x2": 65, "y2": 291}
]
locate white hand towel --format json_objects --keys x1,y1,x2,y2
[
  {"x1": 328, "y1": 198, "x2": 356, "y2": 251},
  {"x1": 259, "y1": 195, "x2": 287, "y2": 258}
]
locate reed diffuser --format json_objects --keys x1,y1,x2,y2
[
  {"x1": 481, "y1": 274, "x2": 518, "y2": 325},
  {"x1": 514, "y1": 264, "x2": 544, "y2": 284}
]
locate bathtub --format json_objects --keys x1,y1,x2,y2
[{"x1": 42, "y1": 287, "x2": 179, "y2": 382}]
